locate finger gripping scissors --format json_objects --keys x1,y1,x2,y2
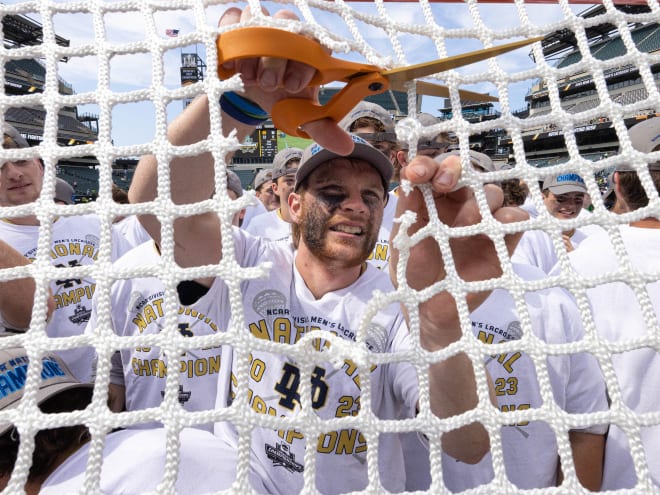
[{"x1": 217, "y1": 27, "x2": 541, "y2": 138}]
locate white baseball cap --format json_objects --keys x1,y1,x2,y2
[
  {"x1": 617, "y1": 117, "x2": 660, "y2": 172},
  {"x1": 0, "y1": 346, "x2": 93, "y2": 436},
  {"x1": 338, "y1": 101, "x2": 396, "y2": 143},
  {"x1": 295, "y1": 134, "x2": 393, "y2": 191}
]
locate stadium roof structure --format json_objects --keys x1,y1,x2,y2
[
  {"x1": 537, "y1": 4, "x2": 654, "y2": 61},
  {"x1": 2, "y1": 12, "x2": 70, "y2": 58},
  {"x1": 318, "y1": 87, "x2": 416, "y2": 118}
]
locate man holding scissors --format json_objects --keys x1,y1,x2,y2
[{"x1": 126, "y1": 7, "x2": 527, "y2": 492}]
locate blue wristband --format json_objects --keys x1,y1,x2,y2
[{"x1": 220, "y1": 92, "x2": 268, "y2": 126}]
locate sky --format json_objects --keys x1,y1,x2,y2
[{"x1": 4, "y1": 0, "x2": 590, "y2": 149}]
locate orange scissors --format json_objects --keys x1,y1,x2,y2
[{"x1": 217, "y1": 27, "x2": 541, "y2": 138}]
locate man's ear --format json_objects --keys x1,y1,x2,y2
[
  {"x1": 396, "y1": 150, "x2": 408, "y2": 168},
  {"x1": 288, "y1": 191, "x2": 302, "y2": 224}
]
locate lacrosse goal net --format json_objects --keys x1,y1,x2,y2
[{"x1": 0, "y1": 0, "x2": 659, "y2": 493}]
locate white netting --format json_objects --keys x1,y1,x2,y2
[{"x1": 0, "y1": 0, "x2": 659, "y2": 493}]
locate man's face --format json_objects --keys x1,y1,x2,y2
[
  {"x1": 353, "y1": 124, "x2": 397, "y2": 164},
  {"x1": 256, "y1": 181, "x2": 279, "y2": 211},
  {"x1": 273, "y1": 166, "x2": 298, "y2": 210},
  {"x1": 292, "y1": 158, "x2": 385, "y2": 268},
  {"x1": 543, "y1": 190, "x2": 585, "y2": 219},
  {"x1": 417, "y1": 146, "x2": 448, "y2": 160},
  {"x1": 0, "y1": 158, "x2": 43, "y2": 206}
]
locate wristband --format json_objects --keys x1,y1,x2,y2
[{"x1": 219, "y1": 92, "x2": 269, "y2": 126}]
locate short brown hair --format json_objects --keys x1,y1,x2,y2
[{"x1": 616, "y1": 169, "x2": 660, "y2": 211}]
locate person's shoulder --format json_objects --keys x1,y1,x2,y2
[
  {"x1": 244, "y1": 209, "x2": 277, "y2": 232},
  {"x1": 568, "y1": 227, "x2": 615, "y2": 269},
  {"x1": 113, "y1": 240, "x2": 160, "y2": 268}
]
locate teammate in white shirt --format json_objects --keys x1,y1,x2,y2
[
  {"x1": 512, "y1": 172, "x2": 595, "y2": 273},
  {"x1": 0, "y1": 346, "x2": 241, "y2": 494},
  {"x1": 85, "y1": 171, "x2": 245, "y2": 428},
  {"x1": 0, "y1": 124, "x2": 132, "y2": 382},
  {"x1": 245, "y1": 147, "x2": 302, "y2": 241},
  {"x1": 128, "y1": 7, "x2": 526, "y2": 492},
  {"x1": 439, "y1": 263, "x2": 607, "y2": 491},
  {"x1": 563, "y1": 117, "x2": 660, "y2": 490},
  {"x1": 253, "y1": 168, "x2": 280, "y2": 211}
]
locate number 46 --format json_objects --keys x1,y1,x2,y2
[{"x1": 275, "y1": 362, "x2": 329, "y2": 410}]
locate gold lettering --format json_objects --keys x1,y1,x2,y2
[
  {"x1": 373, "y1": 244, "x2": 388, "y2": 261},
  {"x1": 273, "y1": 317, "x2": 291, "y2": 343},
  {"x1": 68, "y1": 242, "x2": 81, "y2": 257},
  {"x1": 249, "y1": 320, "x2": 269, "y2": 340}
]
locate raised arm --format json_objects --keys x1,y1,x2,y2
[
  {"x1": 128, "y1": 7, "x2": 353, "y2": 271},
  {"x1": 0, "y1": 239, "x2": 53, "y2": 329},
  {"x1": 390, "y1": 154, "x2": 526, "y2": 462}
]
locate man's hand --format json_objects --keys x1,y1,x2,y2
[
  {"x1": 391, "y1": 154, "x2": 527, "y2": 350},
  {"x1": 218, "y1": 7, "x2": 354, "y2": 155}
]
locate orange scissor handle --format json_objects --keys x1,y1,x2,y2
[{"x1": 217, "y1": 27, "x2": 390, "y2": 137}]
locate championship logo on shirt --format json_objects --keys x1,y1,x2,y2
[
  {"x1": 265, "y1": 441, "x2": 304, "y2": 473},
  {"x1": 253, "y1": 289, "x2": 287, "y2": 330},
  {"x1": 365, "y1": 322, "x2": 388, "y2": 353},
  {"x1": 506, "y1": 320, "x2": 523, "y2": 341}
]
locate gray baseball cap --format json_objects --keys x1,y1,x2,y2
[
  {"x1": 226, "y1": 170, "x2": 243, "y2": 198},
  {"x1": 542, "y1": 173, "x2": 588, "y2": 195},
  {"x1": 434, "y1": 150, "x2": 504, "y2": 173},
  {"x1": 338, "y1": 101, "x2": 396, "y2": 143},
  {"x1": 253, "y1": 169, "x2": 273, "y2": 190},
  {"x1": 3, "y1": 124, "x2": 29, "y2": 149},
  {"x1": 272, "y1": 148, "x2": 303, "y2": 180},
  {"x1": 617, "y1": 117, "x2": 660, "y2": 172},
  {"x1": 0, "y1": 346, "x2": 93, "y2": 436},
  {"x1": 295, "y1": 134, "x2": 393, "y2": 191},
  {"x1": 55, "y1": 178, "x2": 75, "y2": 205}
]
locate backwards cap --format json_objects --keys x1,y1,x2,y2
[
  {"x1": 339, "y1": 101, "x2": 396, "y2": 142},
  {"x1": 296, "y1": 134, "x2": 393, "y2": 191},
  {"x1": 0, "y1": 346, "x2": 93, "y2": 436},
  {"x1": 272, "y1": 148, "x2": 303, "y2": 180},
  {"x1": 226, "y1": 170, "x2": 243, "y2": 198},
  {"x1": 55, "y1": 178, "x2": 75, "y2": 205},
  {"x1": 253, "y1": 169, "x2": 273, "y2": 190},
  {"x1": 542, "y1": 173, "x2": 588, "y2": 195},
  {"x1": 616, "y1": 117, "x2": 660, "y2": 172},
  {"x1": 3, "y1": 124, "x2": 29, "y2": 149}
]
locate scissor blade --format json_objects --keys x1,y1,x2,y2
[
  {"x1": 383, "y1": 36, "x2": 543, "y2": 86},
  {"x1": 390, "y1": 80, "x2": 498, "y2": 102}
]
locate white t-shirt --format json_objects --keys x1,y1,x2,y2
[
  {"x1": 0, "y1": 215, "x2": 131, "y2": 382},
  {"x1": 511, "y1": 227, "x2": 594, "y2": 274},
  {"x1": 366, "y1": 190, "x2": 397, "y2": 271},
  {"x1": 565, "y1": 225, "x2": 660, "y2": 490},
  {"x1": 404, "y1": 263, "x2": 608, "y2": 491},
  {"x1": 245, "y1": 209, "x2": 292, "y2": 241},
  {"x1": 213, "y1": 228, "x2": 418, "y2": 495},
  {"x1": 40, "y1": 428, "x2": 239, "y2": 494},
  {"x1": 241, "y1": 196, "x2": 268, "y2": 230},
  {"x1": 86, "y1": 240, "x2": 232, "y2": 431},
  {"x1": 113, "y1": 215, "x2": 152, "y2": 250}
]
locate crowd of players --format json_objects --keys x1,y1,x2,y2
[{"x1": 0, "y1": 7, "x2": 659, "y2": 493}]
